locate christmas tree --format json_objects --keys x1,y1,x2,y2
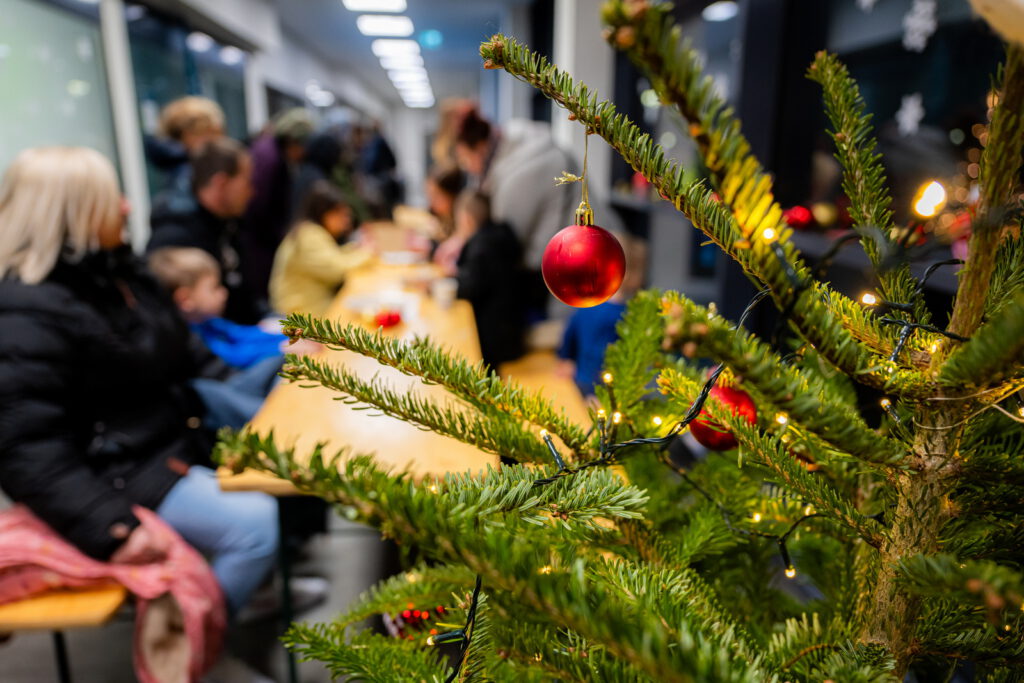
[{"x1": 217, "y1": 2, "x2": 1024, "y2": 679}]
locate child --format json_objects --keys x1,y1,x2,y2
[
  {"x1": 270, "y1": 180, "x2": 373, "y2": 315},
  {"x1": 557, "y1": 235, "x2": 644, "y2": 397},
  {"x1": 451, "y1": 190, "x2": 525, "y2": 370},
  {"x1": 148, "y1": 247, "x2": 287, "y2": 370}
]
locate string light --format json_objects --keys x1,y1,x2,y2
[
  {"x1": 652, "y1": 415, "x2": 663, "y2": 426},
  {"x1": 752, "y1": 512, "x2": 762, "y2": 523},
  {"x1": 803, "y1": 504, "x2": 814, "y2": 516},
  {"x1": 860, "y1": 292, "x2": 878, "y2": 306},
  {"x1": 427, "y1": 635, "x2": 435, "y2": 646},
  {"x1": 929, "y1": 341, "x2": 940, "y2": 353},
  {"x1": 880, "y1": 398, "x2": 891, "y2": 408},
  {"x1": 596, "y1": 409, "x2": 606, "y2": 420},
  {"x1": 538, "y1": 565, "x2": 553, "y2": 574},
  {"x1": 602, "y1": 372, "x2": 613, "y2": 384},
  {"x1": 428, "y1": 484, "x2": 439, "y2": 494},
  {"x1": 775, "y1": 413, "x2": 789, "y2": 425},
  {"x1": 539, "y1": 428, "x2": 548, "y2": 437},
  {"x1": 762, "y1": 227, "x2": 777, "y2": 241},
  {"x1": 913, "y1": 180, "x2": 947, "y2": 218},
  {"x1": 785, "y1": 567, "x2": 797, "y2": 579},
  {"x1": 612, "y1": 411, "x2": 623, "y2": 424}
]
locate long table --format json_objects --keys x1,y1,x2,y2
[{"x1": 218, "y1": 237, "x2": 590, "y2": 492}]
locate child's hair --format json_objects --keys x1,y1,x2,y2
[
  {"x1": 298, "y1": 180, "x2": 348, "y2": 227},
  {"x1": 148, "y1": 247, "x2": 220, "y2": 291},
  {"x1": 454, "y1": 107, "x2": 492, "y2": 148},
  {"x1": 454, "y1": 189, "x2": 491, "y2": 228},
  {"x1": 428, "y1": 164, "x2": 466, "y2": 198}
]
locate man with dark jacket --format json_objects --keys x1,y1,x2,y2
[{"x1": 148, "y1": 138, "x2": 260, "y2": 323}]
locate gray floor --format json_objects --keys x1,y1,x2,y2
[{"x1": 0, "y1": 513, "x2": 388, "y2": 682}]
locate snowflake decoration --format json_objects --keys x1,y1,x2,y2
[
  {"x1": 903, "y1": 0, "x2": 937, "y2": 52},
  {"x1": 857, "y1": 0, "x2": 879, "y2": 12},
  {"x1": 896, "y1": 92, "x2": 925, "y2": 136}
]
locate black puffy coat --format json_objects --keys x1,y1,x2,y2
[{"x1": 0, "y1": 248, "x2": 230, "y2": 559}]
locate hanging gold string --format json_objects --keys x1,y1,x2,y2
[{"x1": 575, "y1": 131, "x2": 595, "y2": 226}]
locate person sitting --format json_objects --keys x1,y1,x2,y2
[
  {"x1": 148, "y1": 137, "x2": 261, "y2": 324},
  {"x1": 148, "y1": 247, "x2": 287, "y2": 370},
  {"x1": 144, "y1": 96, "x2": 225, "y2": 199},
  {"x1": 426, "y1": 164, "x2": 467, "y2": 258},
  {"x1": 0, "y1": 146, "x2": 278, "y2": 620},
  {"x1": 269, "y1": 180, "x2": 373, "y2": 316},
  {"x1": 449, "y1": 190, "x2": 526, "y2": 370}
]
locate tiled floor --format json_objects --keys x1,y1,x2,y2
[{"x1": 0, "y1": 514, "x2": 389, "y2": 682}]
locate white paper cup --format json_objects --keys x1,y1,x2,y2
[{"x1": 430, "y1": 277, "x2": 458, "y2": 309}]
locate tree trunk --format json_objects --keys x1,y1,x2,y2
[{"x1": 861, "y1": 405, "x2": 958, "y2": 677}]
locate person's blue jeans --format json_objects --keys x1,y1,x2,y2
[
  {"x1": 157, "y1": 466, "x2": 279, "y2": 615},
  {"x1": 192, "y1": 355, "x2": 283, "y2": 431}
]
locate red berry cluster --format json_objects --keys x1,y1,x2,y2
[
  {"x1": 374, "y1": 309, "x2": 402, "y2": 328},
  {"x1": 394, "y1": 603, "x2": 446, "y2": 641}
]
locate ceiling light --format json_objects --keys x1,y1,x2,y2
[
  {"x1": 702, "y1": 1, "x2": 738, "y2": 21},
  {"x1": 342, "y1": 0, "x2": 406, "y2": 11},
  {"x1": 388, "y1": 68, "x2": 428, "y2": 81},
  {"x1": 310, "y1": 90, "x2": 336, "y2": 107},
  {"x1": 219, "y1": 46, "x2": 244, "y2": 65},
  {"x1": 186, "y1": 32, "x2": 214, "y2": 53},
  {"x1": 371, "y1": 39, "x2": 420, "y2": 57},
  {"x1": 379, "y1": 54, "x2": 423, "y2": 69},
  {"x1": 357, "y1": 15, "x2": 414, "y2": 37}
]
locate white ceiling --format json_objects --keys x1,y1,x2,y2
[{"x1": 273, "y1": 0, "x2": 531, "y2": 106}]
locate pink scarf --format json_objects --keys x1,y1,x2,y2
[{"x1": 0, "y1": 505, "x2": 225, "y2": 683}]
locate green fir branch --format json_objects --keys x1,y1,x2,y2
[
  {"x1": 481, "y1": 34, "x2": 924, "y2": 397},
  {"x1": 808, "y1": 51, "x2": 927, "y2": 323},
  {"x1": 597, "y1": 290, "x2": 666, "y2": 410},
  {"x1": 897, "y1": 554, "x2": 1024, "y2": 611},
  {"x1": 283, "y1": 627, "x2": 451, "y2": 682},
  {"x1": 282, "y1": 313, "x2": 588, "y2": 451},
  {"x1": 938, "y1": 291, "x2": 1024, "y2": 389},
  {"x1": 661, "y1": 292, "x2": 907, "y2": 465},
  {"x1": 950, "y1": 44, "x2": 1024, "y2": 337},
  {"x1": 657, "y1": 368, "x2": 885, "y2": 548},
  {"x1": 334, "y1": 564, "x2": 476, "y2": 630},
  {"x1": 280, "y1": 353, "x2": 554, "y2": 464},
  {"x1": 600, "y1": 0, "x2": 786, "y2": 238}
]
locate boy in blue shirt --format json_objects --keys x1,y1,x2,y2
[{"x1": 149, "y1": 247, "x2": 286, "y2": 369}]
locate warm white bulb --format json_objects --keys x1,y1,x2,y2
[
  {"x1": 612, "y1": 412, "x2": 623, "y2": 424},
  {"x1": 861, "y1": 292, "x2": 878, "y2": 306},
  {"x1": 785, "y1": 567, "x2": 796, "y2": 579},
  {"x1": 762, "y1": 227, "x2": 776, "y2": 241},
  {"x1": 913, "y1": 180, "x2": 947, "y2": 218},
  {"x1": 752, "y1": 512, "x2": 762, "y2": 523},
  {"x1": 880, "y1": 398, "x2": 891, "y2": 408},
  {"x1": 775, "y1": 413, "x2": 789, "y2": 425},
  {"x1": 602, "y1": 372, "x2": 613, "y2": 384},
  {"x1": 652, "y1": 416, "x2": 663, "y2": 426}
]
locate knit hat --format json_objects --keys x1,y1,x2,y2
[{"x1": 273, "y1": 108, "x2": 315, "y2": 144}]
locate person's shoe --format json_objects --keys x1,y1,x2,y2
[
  {"x1": 236, "y1": 576, "x2": 330, "y2": 624},
  {"x1": 202, "y1": 654, "x2": 274, "y2": 683}
]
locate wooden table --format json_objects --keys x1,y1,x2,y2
[{"x1": 218, "y1": 248, "x2": 589, "y2": 491}]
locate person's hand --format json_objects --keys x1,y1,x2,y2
[
  {"x1": 110, "y1": 524, "x2": 170, "y2": 565},
  {"x1": 555, "y1": 359, "x2": 576, "y2": 380},
  {"x1": 283, "y1": 339, "x2": 322, "y2": 357}
]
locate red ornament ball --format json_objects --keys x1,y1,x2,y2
[
  {"x1": 689, "y1": 385, "x2": 757, "y2": 451},
  {"x1": 783, "y1": 205, "x2": 814, "y2": 229},
  {"x1": 542, "y1": 223, "x2": 625, "y2": 307}
]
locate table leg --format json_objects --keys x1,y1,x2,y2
[
  {"x1": 52, "y1": 630, "x2": 71, "y2": 683},
  {"x1": 278, "y1": 516, "x2": 299, "y2": 683}
]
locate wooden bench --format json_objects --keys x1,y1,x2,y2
[{"x1": 0, "y1": 584, "x2": 128, "y2": 683}]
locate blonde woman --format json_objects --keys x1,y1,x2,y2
[{"x1": 0, "y1": 147, "x2": 277, "y2": 618}]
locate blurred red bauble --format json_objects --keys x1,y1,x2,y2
[
  {"x1": 374, "y1": 309, "x2": 402, "y2": 328},
  {"x1": 783, "y1": 205, "x2": 814, "y2": 229},
  {"x1": 689, "y1": 385, "x2": 757, "y2": 451},
  {"x1": 542, "y1": 223, "x2": 626, "y2": 307}
]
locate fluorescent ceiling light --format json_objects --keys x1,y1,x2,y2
[
  {"x1": 186, "y1": 32, "x2": 214, "y2": 52},
  {"x1": 219, "y1": 46, "x2": 244, "y2": 65},
  {"x1": 342, "y1": 0, "x2": 406, "y2": 11},
  {"x1": 371, "y1": 38, "x2": 420, "y2": 57},
  {"x1": 405, "y1": 100, "x2": 435, "y2": 109},
  {"x1": 357, "y1": 14, "x2": 414, "y2": 36},
  {"x1": 388, "y1": 68, "x2": 428, "y2": 81},
  {"x1": 702, "y1": 1, "x2": 738, "y2": 21},
  {"x1": 379, "y1": 54, "x2": 423, "y2": 69}
]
